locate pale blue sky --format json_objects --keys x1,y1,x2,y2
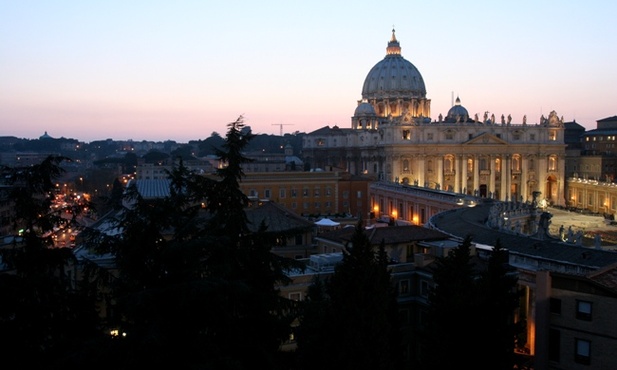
[{"x1": 1, "y1": 0, "x2": 616, "y2": 142}]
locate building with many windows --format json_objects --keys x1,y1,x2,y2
[{"x1": 303, "y1": 29, "x2": 567, "y2": 206}]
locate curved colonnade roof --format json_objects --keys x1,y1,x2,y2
[{"x1": 429, "y1": 201, "x2": 617, "y2": 270}]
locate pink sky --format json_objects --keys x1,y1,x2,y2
[{"x1": 1, "y1": 1, "x2": 615, "y2": 142}]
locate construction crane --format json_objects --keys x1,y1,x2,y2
[{"x1": 272, "y1": 123, "x2": 295, "y2": 136}]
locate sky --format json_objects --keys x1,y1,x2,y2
[{"x1": 1, "y1": 1, "x2": 616, "y2": 143}]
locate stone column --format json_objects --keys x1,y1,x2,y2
[
  {"x1": 454, "y1": 155, "x2": 461, "y2": 193},
  {"x1": 461, "y1": 155, "x2": 468, "y2": 194},
  {"x1": 417, "y1": 155, "x2": 425, "y2": 187},
  {"x1": 538, "y1": 155, "x2": 547, "y2": 199},
  {"x1": 521, "y1": 156, "x2": 529, "y2": 202},
  {"x1": 437, "y1": 156, "x2": 444, "y2": 189},
  {"x1": 501, "y1": 155, "x2": 509, "y2": 201},
  {"x1": 489, "y1": 155, "x2": 496, "y2": 196},
  {"x1": 473, "y1": 155, "x2": 480, "y2": 195}
]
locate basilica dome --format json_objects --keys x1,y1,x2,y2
[
  {"x1": 361, "y1": 29, "x2": 426, "y2": 100},
  {"x1": 354, "y1": 101, "x2": 376, "y2": 116},
  {"x1": 446, "y1": 96, "x2": 469, "y2": 122}
]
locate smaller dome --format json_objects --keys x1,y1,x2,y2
[
  {"x1": 355, "y1": 101, "x2": 376, "y2": 116},
  {"x1": 446, "y1": 96, "x2": 469, "y2": 122}
]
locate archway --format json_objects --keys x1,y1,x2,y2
[
  {"x1": 545, "y1": 175, "x2": 558, "y2": 205},
  {"x1": 480, "y1": 184, "x2": 487, "y2": 198}
]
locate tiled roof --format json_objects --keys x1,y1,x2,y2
[
  {"x1": 317, "y1": 224, "x2": 450, "y2": 246},
  {"x1": 245, "y1": 201, "x2": 314, "y2": 234},
  {"x1": 131, "y1": 179, "x2": 172, "y2": 199}
]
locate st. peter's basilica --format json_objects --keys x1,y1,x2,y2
[{"x1": 302, "y1": 29, "x2": 566, "y2": 206}]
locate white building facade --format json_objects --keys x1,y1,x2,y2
[{"x1": 303, "y1": 30, "x2": 566, "y2": 206}]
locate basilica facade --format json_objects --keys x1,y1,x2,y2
[{"x1": 302, "y1": 30, "x2": 566, "y2": 206}]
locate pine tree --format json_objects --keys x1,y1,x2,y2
[
  {"x1": 0, "y1": 155, "x2": 100, "y2": 367},
  {"x1": 295, "y1": 220, "x2": 402, "y2": 369},
  {"x1": 421, "y1": 234, "x2": 477, "y2": 369},
  {"x1": 421, "y1": 235, "x2": 522, "y2": 370},
  {"x1": 84, "y1": 116, "x2": 297, "y2": 369},
  {"x1": 476, "y1": 238, "x2": 520, "y2": 370}
]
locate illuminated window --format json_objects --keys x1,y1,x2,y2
[
  {"x1": 402, "y1": 130, "x2": 410, "y2": 140},
  {"x1": 548, "y1": 156, "x2": 557, "y2": 171},
  {"x1": 512, "y1": 155, "x2": 521, "y2": 171},
  {"x1": 549, "y1": 131, "x2": 557, "y2": 141},
  {"x1": 445, "y1": 155, "x2": 454, "y2": 172},
  {"x1": 403, "y1": 159, "x2": 410, "y2": 172}
]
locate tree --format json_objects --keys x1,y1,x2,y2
[
  {"x1": 0, "y1": 155, "x2": 100, "y2": 368},
  {"x1": 295, "y1": 220, "x2": 402, "y2": 369},
  {"x1": 476, "y1": 238, "x2": 521, "y2": 370},
  {"x1": 83, "y1": 116, "x2": 297, "y2": 369},
  {"x1": 421, "y1": 235, "x2": 521, "y2": 370},
  {"x1": 421, "y1": 234, "x2": 477, "y2": 369}
]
